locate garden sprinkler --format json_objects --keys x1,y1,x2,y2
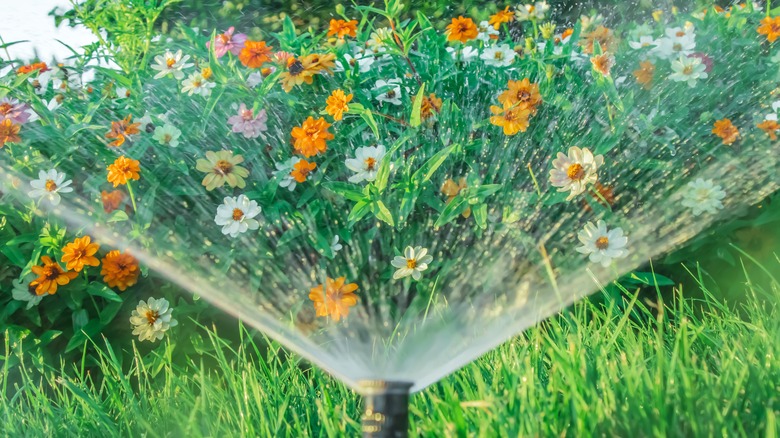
[{"x1": 360, "y1": 381, "x2": 413, "y2": 437}]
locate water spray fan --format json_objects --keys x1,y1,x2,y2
[{"x1": 1, "y1": 2, "x2": 779, "y2": 435}]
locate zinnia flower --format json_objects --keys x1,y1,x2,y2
[
  {"x1": 668, "y1": 55, "x2": 708, "y2": 87},
  {"x1": 101, "y1": 190, "x2": 125, "y2": 213},
  {"x1": 105, "y1": 115, "x2": 141, "y2": 147},
  {"x1": 590, "y1": 53, "x2": 615, "y2": 76},
  {"x1": 181, "y1": 72, "x2": 216, "y2": 97},
  {"x1": 446, "y1": 16, "x2": 478, "y2": 43},
  {"x1": 308, "y1": 277, "x2": 359, "y2": 321},
  {"x1": 291, "y1": 117, "x2": 334, "y2": 157},
  {"x1": 207, "y1": 27, "x2": 247, "y2": 58},
  {"x1": 152, "y1": 124, "x2": 182, "y2": 147},
  {"x1": 421, "y1": 93, "x2": 443, "y2": 120},
  {"x1": 576, "y1": 221, "x2": 629, "y2": 267},
  {"x1": 101, "y1": 250, "x2": 140, "y2": 291},
  {"x1": 549, "y1": 146, "x2": 604, "y2": 200},
  {"x1": 325, "y1": 89, "x2": 353, "y2": 121},
  {"x1": 392, "y1": 246, "x2": 434, "y2": 280},
  {"x1": 373, "y1": 79, "x2": 403, "y2": 106},
  {"x1": 580, "y1": 26, "x2": 616, "y2": 54},
  {"x1": 130, "y1": 297, "x2": 178, "y2": 342},
  {"x1": 195, "y1": 150, "x2": 249, "y2": 191},
  {"x1": 31, "y1": 256, "x2": 78, "y2": 295},
  {"x1": 489, "y1": 6, "x2": 515, "y2": 29},
  {"x1": 0, "y1": 97, "x2": 31, "y2": 125},
  {"x1": 633, "y1": 61, "x2": 655, "y2": 89},
  {"x1": 757, "y1": 119, "x2": 780, "y2": 140},
  {"x1": 151, "y1": 50, "x2": 193, "y2": 79},
  {"x1": 61, "y1": 236, "x2": 100, "y2": 272},
  {"x1": 712, "y1": 118, "x2": 739, "y2": 145},
  {"x1": 227, "y1": 104, "x2": 268, "y2": 139},
  {"x1": 0, "y1": 119, "x2": 21, "y2": 148},
  {"x1": 239, "y1": 40, "x2": 273, "y2": 68},
  {"x1": 480, "y1": 44, "x2": 516, "y2": 67},
  {"x1": 107, "y1": 156, "x2": 141, "y2": 187},
  {"x1": 516, "y1": 2, "x2": 549, "y2": 21},
  {"x1": 28, "y1": 168, "x2": 73, "y2": 205},
  {"x1": 275, "y1": 157, "x2": 300, "y2": 191},
  {"x1": 214, "y1": 194, "x2": 261, "y2": 238},
  {"x1": 681, "y1": 178, "x2": 726, "y2": 216},
  {"x1": 476, "y1": 20, "x2": 500, "y2": 43},
  {"x1": 498, "y1": 79, "x2": 542, "y2": 111},
  {"x1": 345, "y1": 145, "x2": 386, "y2": 183},
  {"x1": 279, "y1": 56, "x2": 316, "y2": 92},
  {"x1": 489, "y1": 102, "x2": 532, "y2": 135},
  {"x1": 652, "y1": 27, "x2": 696, "y2": 60},
  {"x1": 327, "y1": 19, "x2": 358, "y2": 39},
  {"x1": 291, "y1": 159, "x2": 317, "y2": 183},
  {"x1": 12, "y1": 273, "x2": 44, "y2": 309},
  {"x1": 757, "y1": 16, "x2": 780, "y2": 43}
]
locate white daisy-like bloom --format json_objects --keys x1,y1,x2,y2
[
  {"x1": 151, "y1": 50, "x2": 194, "y2": 80},
  {"x1": 331, "y1": 235, "x2": 343, "y2": 253},
  {"x1": 129, "y1": 297, "x2": 178, "y2": 342},
  {"x1": 12, "y1": 273, "x2": 45, "y2": 310},
  {"x1": 628, "y1": 36, "x2": 658, "y2": 51},
  {"x1": 275, "y1": 157, "x2": 299, "y2": 191},
  {"x1": 246, "y1": 71, "x2": 264, "y2": 88},
  {"x1": 652, "y1": 29, "x2": 695, "y2": 60},
  {"x1": 516, "y1": 2, "x2": 549, "y2": 21},
  {"x1": 367, "y1": 27, "x2": 393, "y2": 52},
  {"x1": 480, "y1": 44, "x2": 516, "y2": 67},
  {"x1": 152, "y1": 124, "x2": 182, "y2": 147},
  {"x1": 335, "y1": 52, "x2": 376, "y2": 74},
  {"x1": 447, "y1": 46, "x2": 480, "y2": 63},
  {"x1": 374, "y1": 79, "x2": 403, "y2": 106},
  {"x1": 477, "y1": 20, "x2": 500, "y2": 43},
  {"x1": 214, "y1": 194, "x2": 261, "y2": 238},
  {"x1": 391, "y1": 246, "x2": 434, "y2": 281},
  {"x1": 181, "y1": 72, "x2": 215, "y2": 97},
  {"x1": 668, "y1": 55, "x2": 708, "y2": 87},
  {"x1": 765, "y1": 101, "x2": 780, "y2": 121},
  {"x1": 345, "y1": 145, "x2": 386, "y2": 183},
  {"x1": 115, "y1": 87, "x2": 130, "y2": 100},
  {"x1": 681, "y1": 178, "x2": 726, "y2": 216},
  {"x1": 549, "y1": 146, "x2": 604, "y2": 200},
  {"x1": 28, "y1": 169, "x2": 73, "y2": 206},
  {"x1": 576, "y1": 220, "x2": 629, "y2": 267}
]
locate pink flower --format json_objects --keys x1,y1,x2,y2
[
  {"x1": 228, "y1": 104, "x2": 268, "y2": 139},
  {"x1": 207, "y1": 27, "x2": 247, "y2": 58},
  {"x1": 0, "y1": 98, "x2": 31, "y2": 125}
]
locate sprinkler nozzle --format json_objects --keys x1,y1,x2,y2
[{"x1": 359, "y1": 380, "x2": 413, "y2": 438}]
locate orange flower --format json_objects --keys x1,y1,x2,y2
[
  {"x1": 280, "y1": 57, "x2": 316, "y2": 92},
  {"x1": 327, "y1": 19, "x2": 358, "y2": 39},
  {"x1": 712, "y1": 118, "x2": 739, "y2": 145},
  {"x1": 61, "y1": 236, "x2": 101, "y2": 272},
  {"x1": 498, "y1": 78, "x2": 542, "y2": 111},
  {"x1": 633, "y1": 60, "x2": 655, "y2": 89},
  {"x1": 105, "y1": 115, "x2": 141, "y2": 147},
  {"x1": 757, "y1": 120, "x2": 780, "y2": 140},
  {"x1": 421, "y1": 93, "x2": 443, "y2": 120},
  {"x1": 489, "y1": 7, "x2": 515, "y2": 29},
  {"x1": 16, "y1": 62, "x2": 48, "y2": 75},
  {"x1": 100, "y1": 250, "x2": 139, "y2": 291},
  {"x1": 303, "y1": 53, "x2": 336, "y2": 74},
  {"x1": 291, "y1": 159, "x2": 317, "y2": 183},
  {"x1": 101, "y1": 190, "x2": 125, "y2": 213},
  {"x1": 441, "y1": 177, "x2": 471, "y2": 218},
  {"x1": 239, "y1": 41, "x2": 273, "y2": 68},
  {"x1": 757, "y1": 16, "x2": 780, "y2": 43},
  {"x1": 490, "y1": 103, "x2": 531, "y2": 136},
  {"x1": 30, "y1": 256, "x2": 78, "y2": 295},
  {"x1": 107, "y1": 156, "x2": 141, "y2": 187},
  {"x1": 291, "y1": 117, "x2": 334, "y2": 157},
  {"x1": 446, "y1": 16, "x2": 478, "y2": 43},
  {"x1": 591, "y1": 53, "x2": 615, "y2": 76},
  {"x1": 308, "y1": 276, "x2": 358, "y2": 321},
  {"x1": 0, "y1": 119, "x2": 21, "y2": 148},
  {"x1": 325, "y1": 89, "x2": 353, "y2": 121},
  {"x1": 201, "y1": 66, "x2": 213, "y2": 80},
  {"x1": 580, "y1": 26, "x2": 616, "y2": 54}
]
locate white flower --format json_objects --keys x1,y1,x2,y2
[
  {"x1": 447, "y1": 46, "x2": 480, "y2": 63},
  {"x1": 246, "y1": 71, "x2": 264, "y2": 88},
  {"x1": 549, "y1": 146, "x2": 604, "y2": 200},
  {"x1": 181, "y1": 72, "x2": 215, "y2": 97},
  {"x1": 516, "y1": 2, "x2": 549, "y2": 21},
  {"x1": 28, "y1": 169, "x2": 73, "y2": 206},
  {"x1": 477, "y1": 21, "x2": 499, "y2": 43},
  {"x1": 668, "y1": 55, "x2": 707, "y2": 87},
  {"x1": 374, "y1": 79, "x2": 402, "y2": 106},
  {"x1": 576, "y1": 221, "x2": 629, "y2": 267},
  {"x1": 480, "y1": 44, "x2": 516, "y2": 67},
  {"x1": 152, "y1": 124, "x2": 182, "y2": 147},
  {"x1": 129, "y1": 297, "x2": 178, "y2": 342},
  {"x1": 367, "y1": 27, "x2": 393, "y2": 52},
  {"x1": 331, "y1": 235, "x2": 343, "y2": 253},
  {"x1": 335, "y1": 52, "x2": 375, "y2": 73},
  {"x1": 681, "y1": 178, "x2": 726, "y2": 216},
  {"x1": 214, "y1": 194, "x2": 261, "y2": 238},
  {"x1": 391, "y1": 246, "x2": 433, "y2": 280},
  {"x1": 275, "y1": 158, "x2": 299, "y2": 191},
  {"x1": 151, "y1": 50, "x2": 194, "y2": 80},
  {"x1": 628, "y1": 36, "x2": 658, "y2": 51},
  {"x1": 580, "y1": 13, "x2": 604, "y2": 32},
  {"x1": 766, "y1": 101, "x2": 780, "y2": 121},
  {"x1": 345, "y1": 145, "x2": 386, "y2": 183},
  {"x1": 12, "y1": 273, "x2": 45, "y2": 310},
  {"x1": 652, "y1": 29, "x2": 695, "y2": 60}
]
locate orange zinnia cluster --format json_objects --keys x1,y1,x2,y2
[
  {"x1": 279, "y1": 53, "x2": 336, "y2": 92},
  {"x1": 712, "y1": 118, "x2": 740, "y2": 145},
  {"x1": 489, "y1": 7, "x2": 515, "y2": 30},
  {"x1": 239, "y1": 40, "x2": 273, "y2": 68},
  {"x1": 101, "y1": 190, "x2": 125, "y2": 213},
  {"x1": 580, "y1": 26, "x2": 617, "y2": 54},
  {"x1": 100, "y1": 250, "x2": 140, "y2": 291},
  {"x1": 0, "y1": 119, "x2": 21, "y2": 148},
  {"x1": 757, "y1": 120, "x2": 780, "y2": 140},
  {"x1": 757, "y1": 16, "x2": 780, "y2": 43},
  {"x1": 107, "y1": 156, "x2": 141, "y2": 187},
  {"x1": 106, "y1": 115, "x2": 141, "y2": 147},
  {"x1": 31, "y1": 256, "x2": 78, "y2": 295},
  {"x1": 308, "y1": 276, "x2": 359, "y2": 321},
  {"x1": 291, "y1": 159, "x2": 317, "y2": 183},
  {"x1": 291, "y1": 117, "x2": 334, "y2": 157},
  {"x1": 327, "y1": 19, "x2": 358, "y2": 39},
  {"x1": 325, "y1": 89, "x2": 353, "y2": 121},
  {"x1": 633, "y1": 61, "x2": 655, "y2": 89},
  {"x1": 490, "y1": 78, "x2": 542, "y2": 136},
  {"x1": 16, "y1": 62, "x2": 48, "y2": 75},
  {"x1": 590, "y1": 53, "x2": 615, "y2": 76},
  {"x1": 421, "y1": 93, "x2": 443, "y2": 120},
  {"x1": 446, "y1": 16, "x2": 478, "y2": 43},
  {"x1": 61, "y1": 236, "x2": 101, "y2": 272}
]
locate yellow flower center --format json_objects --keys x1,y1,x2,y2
[
  {"x1": 365, "y1": 157, "x2": 377, "y2": 170},
  {"x1": 166, "y1": 58, "x2": 176, "y2": 68},
  {"x1": 494, "y1": 51, "x2": 504, "y2": 60},
  {"x1": 232, "y1": 208, "x2": 244, "y2": 221},
  {"x1": 0, "y1": 103, "x2": 11, "y2": 114},
  {"x1": 45, "y1": 179, "x2": 57, "y2": 192},
  {"x1": 676, "y1": 31, "x2": 685, "y2": 37},
  {"x1": 406, "y1": 258, "x2": 417, "y2": 269},
  {"x1": 215, "y1": 160, "x2": 234, "y2": 175},
  {"x1": 673, "y1": 43, "x2": 682, "y2": 51},
  {"x1": 163, "y1": 134, "x2": 172, "y2": 143},
  {"x1": 567, "y1": 163, "x2": 585, "y2": 180},
  {"x1": 386, "y1": 90, "x2": 396, "y2": 99},
  {"x1": 682, "y1": 65, "x2": 694, "y2": 75},
  {"x1": 595, "y1": 236, "x2": 610, "y2": 250},
  {"x1": 144, "y1": 309, "x2": 159, "y2": 325},
  {"x1": 192, "y1": 79, "x2": 202, "y2": 87}
]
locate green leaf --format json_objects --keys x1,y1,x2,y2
[
  {"x1": 627, "y1": 272, "x2": 675, "y2": 287},
  {"x1": 473, "y1": 204, "x2": 488, "y2": 229},
  {"x1": 374, "y1": 131, "x2": 414, "y2": 193},
  {"x1": 107, "y1": 209, "x2": 129, "y2": 223},
  {"x1": 87, "y1": 283, "x2": 123, "y2": 303},
  {"x1": 323, "y1": 182, "x2": 367, "y2": 202},
  {"x1": 410, "y1": 83, "x2": 425, "y2": 128},
  {"x1": 434, "y1": 197, "x2": 469, "y2": 228},
  {"x1": 412, "y1": 143, "x2": 458, "y2": 185},
  {"x1": 64, "y1": 319, "x2": 102, "y2": 353},
  {"x1": 99, "y1": 302, "x2": 123, "y2": 325},
  {"x1": 360, "y1": 110, "x2": 380, "y2": 138},
  {"x1": 348, "y1": 201, "x2": 371, "y2": 224},
  {"x1": 371, "y1": 201, "x2": 395, "y2": 226}
]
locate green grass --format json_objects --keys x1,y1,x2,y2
[{"x1": 2, "y1": 264, "x2": 779, "y2": 437}]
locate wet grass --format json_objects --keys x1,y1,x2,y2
[{"x1": 1, "y1": 262, "x2": 778, "y2": 437}]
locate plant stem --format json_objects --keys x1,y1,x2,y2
[{"x1": 126, "y1": 181, "x2": 138, "y2": 213}]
